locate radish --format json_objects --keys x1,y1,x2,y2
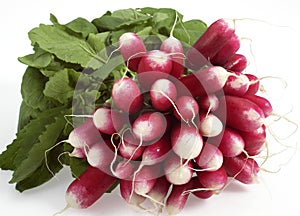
[
  {"x1": 112, "y1": 77, "x2": 143, "y2": 114},
  {"x1": 119, "y1": 131, "x2": 145, "y2": 160},
  {"x1": 178, "y1": 66, "x2": 231, "y2": 97},
  {"x1": 164, "y1": 153, "x2": 193, "y2": 185},
  {"x1": 150, "y1": 78, "x2": 177, "y2": 112},
  {"x1": 120, "y1": 179, "x2": 146, "y2": 206},
  {"x1": 223, "y1": 154, "x2": 260, "y2": 184},
  {"x1": 171, "y1": 123, "x2": 203, "y2": 160},
  {"x1": 133, "y1": 164, "x2": 161, "y2": 196},
  {"x1": 243, "y1": 94, "x2": 273, "y2": 117},
  {"x1": 211, "y1": 34, "x2": 240, "y2": 66},
  {"x1": 217, "y1": 95, "x2": 265, "y2": 132},
  {"x1": 92, "y1": 106, "x2": 125, "y2": 135},
  {"x1": 245, "y1": 74, "x2": 260, "y2": 95},
  {"x1": 223, "y1": 53, "x2": 247, "y2": 72},
  {"x1": 118, "y1": 32, "x2": 147, "y2": 72},
  {"x1": 68, "y1": 118, "x2": 101, "y2": 149},
  {"x1": 186, "y1": 18, "x2": 235, "y2": 70},
  {"x1": 198, "y1": 94, "x2": 219, "y2": 113},
  {"x1": 147, "y1": 176, "x2": 171, "y2": 206},
  {"x1": 223, "y1": 72, "x2": 250, "y2": 96},
  {"x1": 160, "y1": 36, "x2": 184, "y2": 78},
  {"x1": 137, "y1": 50, "x2": 173, "y2": 90},
  {"x1": 69, "y1": 147, "x2": 86, "y2": 158},
  {"x1": 86, "y1": 140, "x2": 115, "y2": 170},
  {"x1": 211, "y1": 127, "x2": 245, "y2": 157},
  {"x1": 198, "y1": 113, "x2": 223, "y2": 137},
  {"x1": 197, "y1": 167, "x2": 227, "y2": 192},
  {"x1": 194, "y1": 143, "x2": 223, "y2": 171},
  {"x1": 132, "y1": 112, "x2": 167, "y2": 142},
  {"x1": 239, "y1": 125, "x2": 266, "y2": 156},
  {"x1": 174, "y1": 96, "x2": 199, "y2": 122},
  {"x1": 113, "y1": 160, "x2": 135, "y2": 180},
  {"x1": 65, "y1": 166, "x2": 117, "y2": 209},
  {"x1": 165, "y1": 181, "x2": 192, "y2": 215},
  {"x1": 190, "y1": 177, "x2": 214, "y2": 199}
]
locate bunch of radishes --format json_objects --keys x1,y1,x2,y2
[{"x1": 61, "y1": 18, "x2": 273, "y2": 215}]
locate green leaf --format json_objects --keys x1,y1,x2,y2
[
  {"x1": 18, "y1": 47, "x2": 52, "y2": 68},
  {"x1": 66, "y1": 17, "x2": 98, "y2": 38},
  {"x1": 21, "y1": 67, "x2": 55, "y2": 110},
  {"x1": 29, "y1": 24, "x2": 104, "y2": 68},
  {"x1": 174, "y1": 20, "x2": 207, "y2": 45},
  {"x1": 43, "y1": 68, "x2": 80, "y2": 104},
  {"x1": 10, "y1": 112, "x2": 67, "y2": 183},
  {"x1": 17, "y1": 101, "x2": 40, "y2": 131},
  {"x1": 87, "y1": 33, "x2": 108, "y2": 54},
  {"x1": 69, "y1": 157, "x2": 89, "y2": 179},
  {"x1": 15, "y1": 144, "x2": 64, "y2": 192}
]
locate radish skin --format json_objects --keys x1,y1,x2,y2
[
  {"x1": 65, "y1": 166, "x2": 117, "y2": 209},
  {"x1": 197, "y1": 167, "x2": 228, "y2": 191},
  {"x1": 194, "y1": 143, "x2": 223, "y2": 171},
  {"x1": 223, "y1": 53, "x2": 247, "y2": 72},
  {"x1": 112, "y1": 77, "x2": 143, "y2": 114},
  {"x1": 198, "y1": 94, "x2": 219, "y2": 113},
  {"x1": 119, "y1": 32, "x2": 146, "y2": 72},
  {"x1": 174, "y1": 96, "x2": 199, "y2": 122},
  {"x1": 120, "y1": 179, "x2": 146, "y2": 206},
  {"x1": 147, "y1": 176, "x2": 171, "y2": 204},
  {"x1": 243, "y1": 95, "x2": 273, "y2": 117},
  {"x1": 191, "y1": 177, "x2": 214, "y2": 199},
  {"x1": 245, "y1": 74, "x2": 260, "y2": 95},
  {"x1": 198, "y1": 113, "x2": 223, "y2": 137},
  {"x1": 223, "y1": 72, "x2": 249, "y2": 96}
]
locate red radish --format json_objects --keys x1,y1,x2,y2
[
  {"x1": 223, "y1": 72, "x2": 249, "y2": 96},
  {"x1": 69, "y1": 147, "x2": 86, "y2": 158},
  {"x1": 120, "y1": 179, "x2": 146, "y2": 206},
  {"x1": 211, "y1": 127, "x2": 245, "y2": 157},
  {"x1": 65, "y1": 166, "x2": 117, "y2": 209},
  {"x1": 68, "y1": 118, "x2": 101, "y2": 148},
  {"x1": 171, "y1": 123, "x2": 203, "y2": 160},
  {"x1": 186, "y1": 18, "x2": 235, "y2": 70},
  {"x1": 223, "y1": 154, "x2": 260, "y2": 184},
  {"x1": 86, "y1": 140, "x2": 115, "y2": 170},
  {"x1": 137, "y1": 50, "x2": 173, "y2": 90},
  {"x1": 165, "y1": 181, "x2": 192, "y2": 215},
  {"x1": 245, "y1": 74, "x2": 260, "y2": 95},
  {"x1": 160, "y1": 36, "x2": 184, "y2": 78},
  {"x1": 197, "y1": 167, "x2": 227, "y2": 191},
  {"x1": 119, "y1": 132, "x2": 145, "y2": 160},
  {"x1": 243, "y1": 94, "x2": 273, "y2": 117},
  {"x1": 164, "y1": 153, "x2": 193, "y2": 185},
  {"x1": 112, "y1": 77, "x2": 143, "y2": 114},
  {"x1": 132, "y1": 112, "x2": 167, "y2": 142},
  {"x1": 113, "y1": 160, "x2": 135, "y2": 180},
  {"x1": 211, "y1": 34, "x2": 240, "y2": 66},
  {"x1": 133, "y1": 164, "x2": 161, "y2": 196},
  {"x1": 195, "y1": 143, "x2": 223, "y2": 171},
  {"x1": 118, "y1": 32, "x2": 146, "y2": 72},
  {"x1": 198, "y1": 94, "x2": 219, "y2": 112},
  {"x1": 217, "y1": 95, "x2": 265, "y2": 132},
  {"x1": 198, "y1": 113, "x2": 223, "y2": 137},
  {"x1": 239, "y1": 125, "x2": 266, "y2": 156},
  {"x1": 147, "y1": 176, "x2": 171, "y2": 204},
  {"x1": 178, "y1": 66, "x2": 231, "y2": 97},
  {"x1": 92, "y1": 107, "x2": 125, "y2": 135},
  {"x1": 223, "y1": 53, "x2": 247, "y2": 72},
  {"x1": 191, "y1": 177, "x2": 214, "y2": 199},
  {"x1": 150, "y1": 78, "x2": 177, "y2": 111},
  {"x1": 174, "y1": 96, "x2": 199, "y2": 122}
]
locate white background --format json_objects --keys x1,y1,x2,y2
[{"x1": 0, "y1": 0, "x2": 300, "y2": 216}]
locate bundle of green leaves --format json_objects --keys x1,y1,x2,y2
[{"x1": 0, "y1": 7, "x2": 206, "y2": 192}]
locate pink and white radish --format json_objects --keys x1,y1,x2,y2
[
  {"x1": 198, "y1": 94, "x2": 220, "y2": 113},
  {"x1": 197, "y1": 167, "x2": 227, "y2": 192},
  {"x1": 171, "y1": 123, "x2": 203, "y2": 160},
  {"x1": 147, "y1": 176, "x2": 171, "y2": 206},
  {"x1": 174, "y1": 96, "x2": 199, "y2": 122},
  {"x1": 223, "y1": 53, "x2": 247, "y2": 72},
  {"x1": 132, "y1": 112, "x2": 167, "y2": 142},
  {"x1": 178, "y1": 66, "x2": 231, "y2": 97},
  {"x1": 245, "y1": 74, "x2": 260, "y2": 95},
  {"x1": 194, "y1": 143, "x2": 223, "y2": 171},
  {"x1": 112, "y1": 77, "x2": 143, "y2": 114},
  {"x1": 243, "y1": 94, "x2": 273, "y2": 117},
  {"x1": 150, "y1": 78, "x2": 177, "y2": 111},
  {"x1": 65, "y1": 166, "x2": 117, "y2": 209},
  {"x1": 223, "y1": 154, "x2": 260, "y2": 184},
  {"x1": 217, "y1": 95, "x2": 265, "y2": 132},
  {"x1": 190, "y1": 177, "x2": 214, "y2": 199},
  {"x1": 223, "y1": 72, "x2": 250, "y2": 96},
  {"x1": 198, "y1": 113, "x2": 223, "y2": 137},
  {"x1": 186, "y1": 18, "x2": 235, "y2": 70},
  {"x1": 118, "y1": 32, "x2": 147, "y2": 72},
  {"x1": 120, "y1": 179, "x2": 146, "y2": 206},
  {"x1": 164, "y1": 153, "x2": 193, "y2": 185}
]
